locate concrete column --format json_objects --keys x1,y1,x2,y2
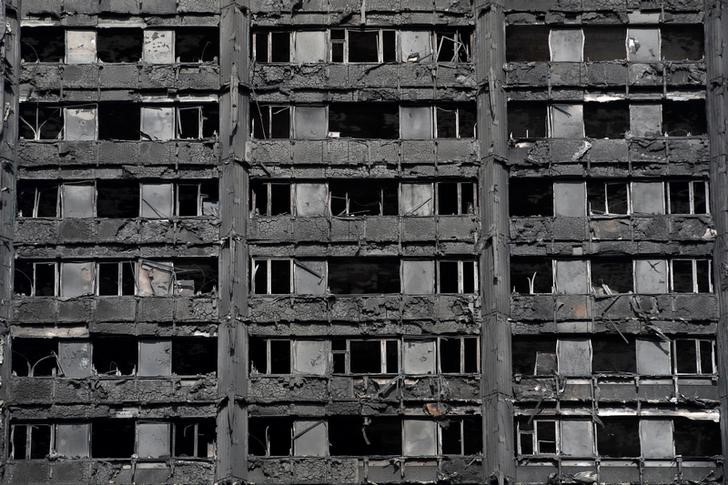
[{"x1": 475, "y1": 1, "x2": 515, "y2": 483}]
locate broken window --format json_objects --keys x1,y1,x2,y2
[
  {"x1": 630, "y1": 103, "x2": 662, "y2": 137},
  {"x1": 554, "y1": 260, "x2": 589, "y2": 294},
  {"x1": 674, "y1": 418, "x2": 721, "y2": 456},
  {"x1": 597, "y1": 417, "x2": 640, "y2": 457},
  {"x1": 143, "y1": 30, "x2": 174, "y2": 64},
  {"x1": 92, "y1": 336, "x2": 137, "y2": 375},
  {"x1": 177, "y1": 105, "x2": 218, "y2": 139},
  {"x1": 292, "y1": 420, "x2": 327, "y2": 456},
  {"x1": 403, "y1": 420, "x2": 438, "y2": 456},
  {"x1": 506, "y1": 26, "x2": 549, "y2": 62},
  {"x1": 587, "y1": 181, "x2": 629, "y2": 215},
  {"x1": 19, "y1": 104, "x2": 63, "y2": 140},
  {"x1": 97, "y1": 28, "x2": 143, "y2": 63},
  {"x1": 66, "y1": 30, "x2": 96, "y2": 63},
  {"x1": 251, "y1": 105, "x2": 291, "y2": 139},
  {"x1": 91, "y1": 420, "x2": 135, "y2": 458},
  {"x1": 140, "y1": 183, "x2": 173, "y2": 218},
  {"x1": 293, "y1": 106, "x2": 327, "y2": 139},
  {"x1": 584, "y1": 26, "x2": 626, "y2": 61},
  {"x1": 557, "y1": 339, "x2": 592, "y2": 376},
  {"x1": 171, "y1": 258, "x2": 217, "y2": 295},
  {"x1": 176, "y1": 28, "x2": 218, "y2": 63},
  {"x1": 11, "y1": 338, "x2": 58, "y2": 376},
  {"x1": 400, "y1": 183, "x2": 434, "y2": 216},
  {"x1": 549, "y1": 104, "x2": 584, "y2": 138},
  {"x1": 98, "y1": 103, "x2": 140, "y2": 140},
  {"x1": 329, "y1": 103, "x2": 399, "y2": 139},
  {"x1": 57, "y1": 340, "x2": 92, "y2": 378},
  {"x1": 674, "y1": 339, "x2": 715, "y2": 375},
  {"x1": 21, "y1": 27, "x2": 65, "y2": 62},
  {"x1": 249, "y1": 338, "x2": 292, "y2": 375},
  {"x1": 663, "y1": 100, "x2": 707, "y2": 136},
  {"x1": 173, "y1": 419, "x2": 215, "y2": 458},
  {"x1": 14, "y1": 261, "x2": 58, "y2": 297},
  {"x1": 400, "y1": 31, "x2": 433, "y2": 63},
  {"x1": 553, "y1": 182, "x2": 586, "y2": 218},
  {"x1": 63, "y1": 107, "x2": 97, "y2": 141},
  {"x1": 329, "y1": 417, "x2": 401, "y2": 456},
  {"x1": 441, "y1": 417, "x2": 482, "y2": 455},
  {"x1": 592, "y1": 337, "x2": 636, "y2": 373},
  {"x1": 137, "y1": 422, "x2": 171, "y2": 458},
  {"x1": 138, "y1": 340, "x2": 172, "y2": 377},
  {"x1": 60, "y1": 183, "x2": 95, "y2": 218},
  {"x1": 293, "y1": 31, "x2": 327, "y2": 64},
  {"x1": 584, "y1": 101, "x2": 629, "y2": 139},
  {"x1": 591, "y1": 259, "x2": 633, "y2": 294},
  {"x1": 436, "y1": 105, "x2": 477, "y2": 139},
  {"x1": 437, "y1": 181, "x2": 476, "y2": 215},
  {"x1": 294, "y1": 183, "x2": 328, "y2": 216},
  {"x1": 671, "y1": 259, "x2": 712, "y2": 293},
  {"x1": 171, "y1": 338, "x2": 217, "y2": 376},
  {"x1": 141, "y1": 107, "x2": 175, "y2": 141},
  {"x1": 517, "y1": 419, "x2": 557, "y2": 455},
  {"x1": 330, "y1": 180, "x2": 397, "y2": 216},
  {"x1": 512, "y1": 338, "x2": 557, "y2": 376},
  {"x1": 328, "y1": 258, "x2": 400, "y2": 294},
  {"x1": 549, "y1": 29, "x2": 584, "y2": 62},
  {"x1": 331, "y1": 29, "x2": 396, "y2": 63},
  {"x1": 508, "y1": 102, "x2": 546, "y2": 139},
  {"x1": 509, "y1": 180, "x2": 553, "y2": 217},
  {"x1": 634, "y1": 259, "x2": 668, "y2": 294},
  {"x1": 95, "y1": 180, "x2": 138, "y2": 218},
  {"x1": 331, "y1": 339, "x2": 399, "y2": 374},
  {"x1": 400, "y1": 106, "x2": 433, "y2": 139},
  {"x1": 435, "y1": 29, "x2": 471, "y2": 63},
  {"x1": 662, "y1": 25, "x2": 704, "y2": 61},
  {"x1": 627, "y1": 27, "x2": 660, "y2": 62},
  {"x1": 10, "y1": 423, "x2": 52, "y2": 459},
  {"x1": 178, "y1": 181, "x2": 219, "y2": 216},
  {"x1": 560, "y1": 420, "x2": 595, "y2": 457},
  {"x1": 252, "y1": 258, "x2": 292, "y2": 295},
  {"x1": 510, "y1": 258, "x2": 552, "y2": 294},
  {"x1": 56, "y1": 423, "x2": 90, "y2": 458},
  {"x1": 60, "y1": 262, "x2": 95, "y2": 297},
  {"x1": 97, "y1": 261, "x2": 135, "y2": 296},
  {"x1": 439, "y1": 337, "x2": 479, "y2": 373},
  {"x1": 250, "y1": 181, "x2": 291, "y2": 216},
  {"x1": 17, "y1": 181, "x2": 58, "y2": 218},
  {"x1": 438, "y1": 260, "x2": 478, "y2": 294},
  {"x1": 248, "y1": 417, "x2": 293, "y2": 456},
  {"x1": 666, "y1": 180, "x2": 708, "y2": 215},
  {"x1": 252, "y1": 31, "x2": 291, "y2": 63}
]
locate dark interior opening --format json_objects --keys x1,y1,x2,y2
[
  {"x1": 176, "y1": 28, "x2": 219, "y2": 62},
  {"x1": 98, "y1": 261, "x2": 135, "y2": 296},
  {"x1": 674, "y1": 418, "x2": 721, "y2": 456},
  {"x1": 348, "y1": 31, "x2": 379, "y2": 62},
  {"x1": 328, "y1": 258, "x2": 401, "y2": 294},
  {"x1": 597, "y1": 417, "x2": 640, "y2": 457},
  {"x1": 19, "y1": 104, "x2": 63, "y2": 140},
  {"x1": 587, "y1": 181, "x2": 629, "y2": 215},
  {"x1": 668, "y1": 181, "x2": 691, "y2": 214},
  {"x1": 174, "y1": 419, "x2": 216, "y2": 458},
  {"x1": 99, "y1": 103, "x2": 140, "y2": 140},
  {"x1": 591, "y1": 259, "x2": 633, "y2": 293},
  {"x1": 439, "y1": 338, "x2": 461, "y2": 373},
  {"x1": 91, "y1": 419, "x2": 135, "y2": 458},
  {"x1": 248, "y1": 417, "x2": 292, "y2": 456},
  {"x1": 661, "y1": 25, "x2": 704, "y2": 61},
  {"x1": 174, "y1": 258, "x2": 218, "y2": 295},
  {"x1": 592, "y1": 337, "x2": 636, "y2": 373},
  {"x1": 97, "y1": 28, "x2": 143, "y2": 63},
  {"x1": 437, "y1": 183, "x2": 459, "y2": 215},
  {"x1": 584, "y1": 27, "x2": 627, "y2": 61},
  {"x1": 584, "y1": 102, "x2": 629, "y2": 139},
  {"x1": 21, "y1": 27, "x2": 65, "y2": 62},
  {"x1": 329, "y1": 416, "x2": 402, "y2": 455},
  {"x1": 508, "y1": 102, "x2": 547, "y2": 139},
  {"x1": 439, "y1": 261, "x2": 459, "y2": 293},
  {"x1": 350, "y1": 340, "x2": 382, "y2": 373},
  {"x1": 12, "y1": 424, "x2": 52, "y2": 459},
  {"x1": 330, "y1": 180, "x2": 398, "y2": 216},
  {"x1": 510, "y1": 258, "x2": 552, "y2": 294},
  {"x1": 177, "y1": 184, "x2": 199, "y2": 216},
  {"x1": 92, "y1": 336, "x2": 137, "y2": 375},
  {"x1": 506, "y1": 26, "x2": 549, "y2": 62},
  {"x1": 12, "y1": 338, "x2": 58, "y2": 377},
  {"x1": 329, "y1": 103, "x2": 399, "y2": 139},
  {"x1": 17, "y1": 181, "x2": 58, "y2": 218},
  {"x1": 512, "y1": 337, "x2": 556, "y2": 375},
  {"x1": 96, "y1": 180, "x2": 139, "y2": 218},
  {"x1": 382, "y1": 30, "x2": 396, "y2": 62},
  {"x1": 672, "y1": 259, "x2": 693, "y2": 293},
  {"x1": 663, "y1": 100, "x2": 706, "y2": 136},
  {"x1": 510, "y1": 179, "x2": 553, "y2": 217},
  {"x1": 172, "y1": 337, "x2": 217, "y2": 375},
  {"x1": 436, "y1": 30, "x2": 471, "y2": 63},
  {"x1": 271, "y1": 32, "x2": 290, "y2": 62}
]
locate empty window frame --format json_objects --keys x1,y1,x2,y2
[
  {"x1": 252, "y1": 31, "x2": 291, "y2": 63},
  {"x1": 673, "y1": 418, "x2": 721, "y2": 456},
  {"x1": 251, "y1": 105, "x2": 291, "y2": 139},
  {"x1": 19, "y1": 104, "x2": 63, "y2": 140},
  {"x1": 587, "y1": 181, "x2": 630, "y2": 215},
  {"x1": 91, "y1": 419, "x2": 135, "y2": 458},
  {"x1": 438, "y1": 336, "x2": 479, "y2": 373},
  {"x1": 249, "y1": 338, "x2": 292, "y2": 375},
  {"x1": 670, "y1": 259, "x2": 712, "y2": 293},
  {"x1": 596, "y1": 417, "x2": 640, "y2": 458},
  {"x1": 14, "y1": 261, "x2": 58, "y2": 297},
  {"x1": 250, "y1": 181, "x2": 292, "y2": 216},
  {"x1": 11, "y1": 338, "x2": 59, "y2": 377},
  {"x1": 510, "y1": 258, "x2": 553, "y2": 294},
  {"x1": 330, "y1": 180, "x2": 398, "y2": 216},
  {"x1": 663, "y1": 100, "x2": 707, "y2": 136},
  {"x1": 332, "y1": 339, "x2": 399, "y2": 374},
  {"x1": 251, "y1": 258, "x2": 292, "y2": 294},
  {"x1": 508, "y1": 102, "x2": 547, "y2": 139},
  {"x1": 97, "y1": 261, "x2": 136, "y2": 296},
  {"x1": 176, "y1": 28, "x2": 219, "y2": 63},
  {"x1": 97, "y1": 28, "x2": 143, "y2": 63},
  {"x1": 98, "y1": 103, "x2": 141, "y2": 140},
  {"x1": 506, "y1": 26, "x2": 550, "y2": 62},
  {"x1": 674, "y1": 339, "x2": 715, "y2": 375},
  {"x1": 141, "y1": 105, "x2": 218, "y2": 140},
  {"x1": 661, "y1": 25, "x2": 704, "y2": 61},
  {"x1": 248, "y1": 418, "x2": 293, "y2": 456},
  {"x1": 10, "y1": 423, "x2": 52, "y2": 459},
  {"x1": 517, "y1": 419, "x2": 558, "y2": 455},
  {"x1": 21, "y1": 27, "x2": 65, "y2": 62},
  {"x1": 173, "y1": 420, "x2": 216, "y2": 458},
  {"x1": 328, "y1": 103, "x2": 399, "y2": 139},
  {"x1": 439, "y1": 417, "x2": 483, "y2": 455},
  {"x1": 328, "y1": 258, "x2": 401, "y2": 294},
  {"x1": 583, "y1": 26, "x2": 627, "y2": 61},
  {"x1": 17, "y1": 181, "x2": 59, "y2": 218},
  {"x1": 509, "y1": 179, "x2": 553, "y2": 217},
  {"x1": 92, "y1": 336, "x2": 137, "y2": 376},
  {"x1": 330, "y1": 29, "x2": 396, "y2": 63},
  {"x1": 437, "y1": 260, "x2": 478, "y2": 294},
  {"x1": 436, "y1": 181, "x2": 477, "y2": 215},
  {"x1": 512, "y1": 338, "x2": 557, "y2": 375},
  {"x1": 592, "y1": 337, "x2": 636, "y2": 373},
  {"x1": 590, "y1": 259, "x2": 634, "y2": 294},
  {"x1": 140, "y1": 182, "x2": 218, "y2": 218},
  {"x1": 434, "y1": 105, "x2": 477, "y2": 139},
  {"x1": 584, "y1": 102, "x2": 629, "y2": 139},
  {"x1": 666, "y1": 181, "x2": 709, "y2": 215}
]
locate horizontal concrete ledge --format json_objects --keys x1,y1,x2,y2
[
  {"x1": 21, "y1": 0, "x2": 219, "y2": 17},
  {"x1": 517, "y1": 461, "x2": 719, "y2": 485}
]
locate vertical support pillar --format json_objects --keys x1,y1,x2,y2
[
  {"x1": 475, "y1": 1, "x2": 515, "y2": 483},
  {"x1": 704, "y1": 0, "x2": 728, "y2": 474},
  {"x1": 217, "y1": 1, "x2": 250, "y2": 482}
]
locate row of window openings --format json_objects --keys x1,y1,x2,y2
[
  {"x1": 517, "y1": 417, "x2": 719, "y2": 458},
  {"x1": 252, "y1": 29, "x2": 472, "y2": 64},
  {"x1": 249, "y1": 417, "x2": 482, "y2": 457},
  {"x1": 14, "y1": 259, "x2": 218, "y2": 297},
  {"x1": 250, "y1": 336, "x2": 479, "y2": 376},
  {"x1": 251, "y1": 180, "x2": 476, "y2": 217},
  {"x1": 11, "y1": 420, "x2": 215, "y2": 460},
  {"x1": 252, "y1": 258, "x2": 478, "y2": 295},
  {"x1": 20, "y1": 103, "x2": 218, "y2": 141},
  {"x1": 507, "y1": 25, "x2": 704, "y2": 63},
  {"x1": 511, "y1": 258, "x2": 712, "y2": 295},
  {"x1": 18, "y1": 181, "x2": 218, "y2": 218},
  {"x1": 21, "y1": 27, "x2": 219, "y2": 63},
  {"x1": 251, "y1": 104, "x2": 475, "y2": 140},
  {"x1": 513, "y1": 337, "x2": 715, "y2": 377},
  {"x1": 510, "y1": 179, "x2": 709, "y2": 217},
  {"x1": 12, "y1": 337, "x2": 216, "y2": 377},
  {"x1": 508, "y1": 101, "x2": 706, "y2": 139}
]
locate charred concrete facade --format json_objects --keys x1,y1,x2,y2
[{"x1": 0, "y1": 0, "x2": 727, "y2": 484}]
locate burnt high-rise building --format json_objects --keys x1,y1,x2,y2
[{"x1": 0, "y1": 0, "x2": 726, "y2": 484}]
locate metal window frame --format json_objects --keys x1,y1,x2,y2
[
  {"x1": 328, "y1": 28, "x2": 392, "y2": 64},
  {"x1": 437, "y1": 336, "x2": 481, "y2": 374},
  {"x1": 10, "y1": 423, "x2": 55, "y2": 460},
  {"x1": 666, "y1": 180, "x2": 711, "y2": 215},
  {"x1": 673, "y1": 338, "x2": 717, "y2": 375},
  {"x1": 32, "y1": 262, "x2": 59, "y2": 297},
  {"x1": 669, "y1": 259, "x2": 713, "y2": 293},
  {"x1": 436, "y1": 259, "x2": 479, "y2": 294},
  {"x1": 251, "y1": 258, "x2": 293, "y2": 295}
]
